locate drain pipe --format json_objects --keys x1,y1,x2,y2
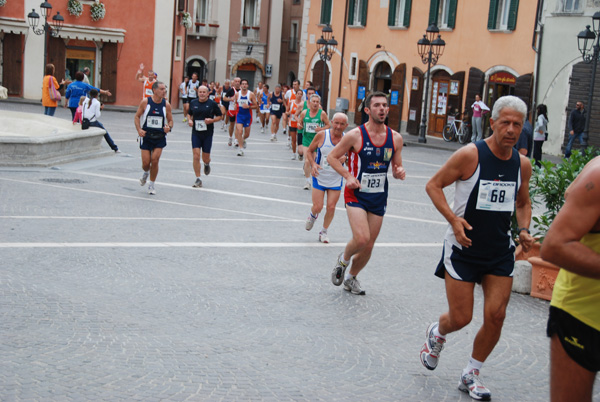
[
  {"x1": 337, "y1": 0, "x2": 349, "y2": 97},
  {"x1": 531, "y1": 0, "x2": 544, "y2": 119}
]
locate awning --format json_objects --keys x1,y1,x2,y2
[
  {"x1": 57, "y1": 24, "x2": 126, "y2": 43},
  {"x1": 0, "y1": 18, "x2": 29, "y2": 35}
]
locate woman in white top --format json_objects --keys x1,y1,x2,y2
[
  {"x1": 82, "y1": 89, "x2": 120, "y2": 153},
  {"x1": 532, "y1": 104, "x2": 548, "y2": 167}
]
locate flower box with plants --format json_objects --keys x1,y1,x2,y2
[
  {"x1": 90, "y1": 1, "x2": 106, "y2": 22},
  {"x1": 67, "y1": 0, "x2": 83, "y2": 17}
]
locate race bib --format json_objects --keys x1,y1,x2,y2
[
  {"x1": 195, "y1": 120, "x2": 207, "y2": 131},
  {"x1": 359, "y1": 172, "x2": 386, "y2": 193},
  {"x1": 476, "y1": 180, "x2": 516, "y2": 212},
  {"x1": 271, "y1": 104, "x2": 280, "y2": 111},
  {"x1": 228, "y1": 102, "x2": 236, "y2": 111},
  {"x1": 146, "y1": 116, "x2": 163, "y2": 129},
  {"x1": 320, "y1": 154, "x2": 331, "y2": 170},
  {"x1": 145, "y1": 88, "x2": 153, "y2": 96},
  {"x1": 305, "y1": 122, "x2": 318, "y2": 133},
  {"x1": 239, "y1": 99, "x2": 249, "y2": 107}
]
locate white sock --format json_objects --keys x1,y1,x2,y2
[
  {"x1": 148, "y1": 181, "x2": 155, "y2": 186},
  {"x1": 320, "y1": 227, "x2": 327, "y2": 233},
  {"x1": 464, "y1": 357, "x2": 483, "y2": 375},
  {"x1": 196, "y1": 176, "x2": 201, "y2": 180},
  {"x1": 433, "y1": 326, "x2": 445, "y2": 339},
  {"x1": 344, "y1": 271, "x2": 354, "y2": 281}
]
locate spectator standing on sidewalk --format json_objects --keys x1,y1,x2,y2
[
  {"x1": 533, "y1": 104, "x2": 548, "y2": 167},
  {"x1": 470, "y1": 95, "x2": 490, "y2": 142},
  {"x1": 565, "y1": 101, "x2": 586, "y2": 159},
  {"x1": 41, "y1": 63, "x2": 65, "y2": 116}
]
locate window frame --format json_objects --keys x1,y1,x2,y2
[
  {"x1": 348, "y1": 0, "x2": 368, "y2": 27},
  {"x1": 320, "y1": 0, "x2": 332, "y2": 25},
  {"x1": 388, "y1": 0, "x2": 412, "y2": 28}
]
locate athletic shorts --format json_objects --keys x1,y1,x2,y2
[
  {"x1": 297, "y1": 132, "x2": 303, "y2": 146},
  {"x1": 228, "y1": 114, "x2": 237, "y2": 124},
  {"x1": 434, "y1": 241, "x2": 515, "y2": 283},
  {"x1": 260, "y1": 108, "x2": 270, "y2": 114},
  {"x1": 547, "y1": 306, "x2": 600, "y2": 372},
  {"x1": 312, "y1": 177, "x2": 342, "y2": 192},
  {"x1": 191, "y1": 132, "x2": 213, "y2": 153},
  {"x1": 236, "y1": 113, "x2": 252, "y2": 127},
  {"x1": 181, "y1": 98, "x2": 189, "y2": 104},
  {"x1": 289, "y1": 127, "x2": 297, "y2": 133},
  {"x1": 302, "y1": 131, "x2": 316, "y2": 148},
  {"x1": 140, "y1": 135, "x2": 166, "y2": 151}
]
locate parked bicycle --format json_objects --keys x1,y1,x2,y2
[{"x1": 443, "y1": 112, "x2": 471, "y2": 144}]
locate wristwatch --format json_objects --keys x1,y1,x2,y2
[{"x1": 518, "y1": 228, "x2": 530, "y2": 234}]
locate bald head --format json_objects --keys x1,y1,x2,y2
[
  {"x1": 331, "y1": 112, "x2": 349, "y2": 136},
  {"x1": 198, "y1": 85, "x2": 209, "y2": 101}
]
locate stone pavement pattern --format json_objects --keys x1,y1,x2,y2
[{"x1": 0, "y1": 103, "x2": 598, "y2": 401}]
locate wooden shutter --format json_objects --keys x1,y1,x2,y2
[
  {"x1": 488, "y1": 0, "x2": 499, "y2": 29},
  {"x1": 354, "y1": 60, "x2": 369, "y2": 126},
  {"x1": 388, "y1": 63, "x2": 406, "y2": 132},
  {"x1": 388, "y1": 0, "x2": 397, "y2": 26},
  {"x1": 507, "y1": 0, "x2": 519, "y2": 31},
  {"x1": 47, "y1": 36, "x2": 66, "y2": 92},
  {"x1": 2, "y1": 34, "x2": 23, "y2": 96},
  {"x1": 403, "y1": 0, "x2": 412, "y2": 27},
  {"x1": 515, "y1": 73, "x2": 532, "y2": 114},
  {"x1": 348, "y1": 0, "x2": 355, "y2": 25},
  {"x1": 465, "y1": 67, "x2": 485, "y2": 119},
  {"x1": 101, "y1": 42, "x2": 118, "y2": 103},
  {"x1": 447, "y1": 0, "x2": 458, "y2": 29},
  {"x1": 360, "y1": 0, "x2": 369, "y2": 26},
  {"x1": 321, "y1": 0, "x2": 332, "y2": 25},
  {"x1": 429, "y1": 0, "x2": 439, "y2": 25},
  {"x1": 407, "y1": 68, "x2": 423, "y2": 135}
]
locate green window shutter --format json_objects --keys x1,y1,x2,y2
[
  {"x1": 447, "y1": 0, "x2": 457, "y2": 28},
  {"x1": 488, "y1": 0, "x2": 499, "y2": 29},
  {"x1": 403, "y1": 0, "x2": 412, "y2": 27},
  {"x1": 429, "y1": 0, "x2": 439, "y2": 25},
  {"x1": 361, "y1": 0, "x2": 369, "y2": 26},
  {"x1": 388, "y1": 0, "x2": 397, "y2": 26},
  {"x1": 320, "y1": 0, "x2": 332, "y2": 25},
  {"x1": 348, "y1": 0, "x2": 355, "y2": 25},
  {"x1": 507, "y1": 0, "x2": 519, "y2": 31}
]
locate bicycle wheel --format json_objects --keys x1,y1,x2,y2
[
  {"x1": 443, "y1": 125, "x2": 454, "y2": 142},
  {"x1": 459, "y1": 125, "x2": 471, "y2": 144}
]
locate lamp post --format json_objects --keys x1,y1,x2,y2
[
  {"x1": 576, "y1": 11, "x2": 600, "y2": 147},
  {"x1": 316, "y1": 24, "x2": 337, "y2": 110},
  {"x1": 416, "y1": 24, "x2": 445, "y2": 144},
  {"x1": 27, "y1": 2, "x2": 64, "y2": 74}
]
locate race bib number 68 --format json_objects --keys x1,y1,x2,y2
[{"x1": 476, "y1": 180, "x2": 516, "y2": 212}]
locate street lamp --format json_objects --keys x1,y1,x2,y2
[
  {"x1": 28, "y1": 1, "x2": 64, "y2": 74},
  {"x1": 417, "y1": 23, "x2": 445, "y2": 144},
  {"x1": 316, "y1": 24, "x2": 337, "y2": 109},
  {"x1": 577, "y1": 11, "x2": 600, "y2": 147}
]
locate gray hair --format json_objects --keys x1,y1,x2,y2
[
  {"x1": 332, "y1": 112, "x2": 348, "y2": 124},
  {"x1": 310, "y1": 94, "x2": 321, "y2": 102},
  {"x1": 491, "y1": 95, "x2": 527, "y2": 122}
]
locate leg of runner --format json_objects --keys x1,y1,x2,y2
[
  {"x1": 322, "y1": 189, "x2": 341, "y2": 231},
  {"x1": 149, "y1": 148, "x2": 162, "y2": 182},
  {"x1": 343, "y1": 206, "x2": 384, "y2": 277},
  {"x1": 235, "y1": 123, "x2": 244, "y2": 155}
]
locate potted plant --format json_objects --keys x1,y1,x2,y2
[
  {"x1": 181, "y1": 11, "x2": 192, "y2": 29},
  {"x1": 67, "y1": 0, "x2": 83, "y2": 17},
  {"x1": 0, "y1": 0, "x2": 6, "y2": 7},
  {"x1": 90, "y1": 1, "x2": 106, "y2": 22},
  {"x1": 526, "y1": 147, "x2": 599, "y2": 299}
]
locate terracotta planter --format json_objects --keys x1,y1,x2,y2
[{"x1": 528, "y1": 256, "x2": 560, "y2": 301}]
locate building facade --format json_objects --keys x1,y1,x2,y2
[
  {"x1": 535, "y1": 0, "x2": 600, "y2": 155},
  {"x1": 300, "y1": 0, "x2": 539, "y2": 139},
  {"x1": 0, "y1": 0, "x2": 189, "y2": 107}
]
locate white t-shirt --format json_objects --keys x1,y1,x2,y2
[
  {"x1": 180, "y1": 82, "x2": 188, "y2": 99},
  {"x1": 82, "y1": 98, "x2": 101, "y2": 122}
]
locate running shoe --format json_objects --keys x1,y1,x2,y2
[
  {"x1": 115, "y1": 149, "x2": 121, "y2": 153},
  {"x1": 183, "y1": 117, "x2": 187, "y2": 123},
  {"x1": 319, "y1": 231, "x2": 329, "y2": 243},
  {"x1": 298, "y1": 154, "x2": 303, "y2": 161},
  {"x1": 140, "y1": 171, "x2": 149, "y2": 186},
  {"x1": 303, "y1": 182, "x2": 310, "y2": 190},
  {"x1": 237, "y1": 149, "x2": 244, "y2": 156},
  {"x1": 305, "y1": 213, "x2": 317, "y2": 231},
  {"x1": 271, "y1": 134, "x2": 277, "y2": 142},
  {"x1": 228, "y1": 137, "x2": 232, "y2": 146},
  {"x1": 148, "y1": 184, "x2": 156, "y2": 195},
  {"x1": 343, "y1": 276, "x2": 365, "y2": 295},
  {"x1": 243, "y1": 140, "x2": 247, "y2": 149},
  {"x1": 192, "y1": 178, "x2": 202, "y2": 188},
  {"x1": 283, "y1": 129, "x2": 287, "y2": 135},
  {"x1": 420, "y1": 322, "x2": 446, "y2": 371},
  {"x1": 458, "y1": 369, "x2": 491, "y2": 401},
  {"x1": 234, "y1": 139, "x2": 239, "y2": 148},
  {"x1": 204, "y1": 163, "x2": 211, "y2": 176},
  {"x1": 291, "y1": 154, "x2": 297, "y2": 160},
  {"x1": 331, "y1": 252, "x2": 348, "y2": 286},
  {"x1": 261, "y1": 127, "x2": 265, "y2": 133}
]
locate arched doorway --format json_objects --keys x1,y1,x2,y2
[
  {"x1": 237, "y1": 63, "x2": 257, "y2": 89},
  {"x1": 287, "y1": 71, "x2": 296, "y2": 85},
  {"x1": 373, "y1": 62, "x2": 392, "y2": 94},
  {"x1": 312, "y1": 60, "x2": 330, "y2": 110},
  {"x1": 187, "y1": 59, "x2": 205, "y2": 81}
]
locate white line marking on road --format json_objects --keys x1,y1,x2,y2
[
  {"x1": 0, "y1": 242, "x2": 442, "y2": 248},
  {"x1": 0, "y1": 216, "x2": 292, "y2": 222}
]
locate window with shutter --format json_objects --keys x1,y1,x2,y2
[
  {"x1": 388, "y1": 0, "x2": 411, "y2": 28},
  {"x1": 488, "y1": 0, "x2": 519, "y2": 31},
  {"x1": 430, "y1": 0, "x2": 457, "y2": 29},
  {"x1": 320, "y1": 0, "x2": 332, "y2": 25},
  {"x1": 349, "y1": 0, "x2": 368, "y2": 27}
]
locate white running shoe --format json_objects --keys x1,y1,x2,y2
[
  {"x1": 331, "y1": 253, "x2": 348, "y2": 286},
  {"x1": 261, "y1": 127, "x2": 265, "y2": 133},
  {"x1": 271, "y1": 134, "x2": 277, "y2": 142},
  {"x1": 140, "y1": 172, "x2": 149, "y2": 186},
  {"x1": 243, "y1": 140, "x2": 247, "y2": 149},
  {"x1": 192, "y1": 178, "x2": 202, "y2": 188},
  {"x1": 228, "y1": 137, "x2": 232, "y2": 146},
  {"x1": 420, "y1": 322, "x2": 446, "y2": 371},
  {"x1": 303, "y1": 182, "x2": 310, "y2": 190},
  {"x1": 298, "y1": 154, "x2": 303, "y2": 161},
  {"x1": 237, "y1": 149, "x2": 244, "y2": 156},
  {"x1": 305, "y1": 213, "x2": 317, "y2": 231},
  {"x1": 458, "y1": 369, "x2": 491, "y2": 401},
  {"x1": 291, "y1": 154, "x2": 297, "y2": 160},
  {"x1": 319, "y1": 231, "x2": 329, "y2": 243},
  {"x1": 148, "y1": 184, "x2": 156, "y2": 195},
  {"x1": 234, "y1": 139, "x2": 239, "y2": 148},
  {"x1": 343, "y1": 276, "x2": 365, "y2": 295}
]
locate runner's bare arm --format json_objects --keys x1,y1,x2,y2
[
  {"x1": 426, "y1": 145, "x2": 479, "y2": 247},
  {"x1": 327, "y1": 128, "x2": 362, "y2": 189},
  {"x1": 164, "y1": 102, "x2": 173, "y2": 133},
  {"x1": 307, "y1": 132, "x2": 325, "y2": 177},
  {"x1": 316, "y1": 112, "x2": 330, "y2": 133},
  {"x1": 541, "y1": 158, "x2": 600, "y2": 278},
  {"x1": 515, "y1": 154, "x2": 534, "y2": 252},
  {"x1": 391, "y1": 131, "x2": 406, "y2": 180},
  {"x1": 297, "y1": 110, "x2": 306, "y2": 131},
  {"x1": 134, "y1": 98, "x2": 149, "y2": 136}
]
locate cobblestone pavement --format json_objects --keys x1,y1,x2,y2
[{"x1": 1, "y1": 103, "x2": 597, "y2": 401}]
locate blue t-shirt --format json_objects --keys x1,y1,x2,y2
[{"x1": 65, "y1": 81, "x2": 99, "y2": 108}]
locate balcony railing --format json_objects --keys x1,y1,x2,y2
[
  {"x1": 190, "y1": 20, "x2": 219, "y2": 38},
  {"x1": 240, "y1": 25, "x2": 260, "y2": 42}
]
